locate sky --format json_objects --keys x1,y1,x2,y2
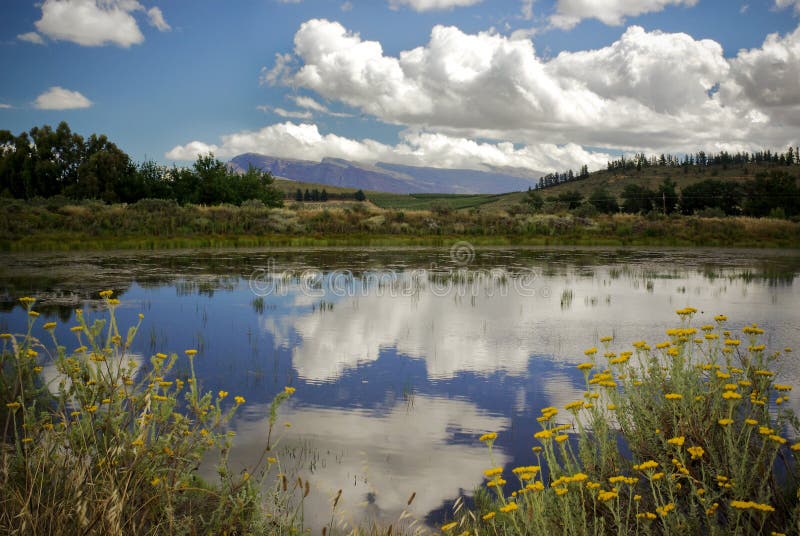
[{"x1": 1, "y1": 0, "x2": 799, "y2": 174}]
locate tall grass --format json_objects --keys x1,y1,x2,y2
[
  {"x1": 446, "y1": 309, "x2": 799, "y2": 535},
  {"x1": 0, "y1": 293, "x2": 302, "y2": 535}
]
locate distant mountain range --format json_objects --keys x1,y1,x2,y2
[{"x1": 228, "y1": 153, "x2": 543, "y2": 194}]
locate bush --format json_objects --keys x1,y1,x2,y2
[{"x1": 447, "y1": 308, "x2": 799, "y2": 535}]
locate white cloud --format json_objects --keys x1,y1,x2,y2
[
  {"x1": 341, "y1": 1, "x2": 353, "y2": 11},
  {"x1": 165, "y1": 121, "x2": 610, "y2": 172},
  {"x1": 260, "y1": 53, "x2": 294, "y2": 86},
  {"x1": 18, "y1": 32, "x2": 45, "y2": 45},
  {"x1": 147, "y1": 6, "x2": 170, "y2": 31},
  {"x1": 388, "y1": 0, "x2": 483, "y2": 11},
  {"x1": 290, "y1": 95, "x2": 354, "y2": 117},
  {"x1": 34, "y1": 0, "x2": 145, "y2": 47},
  {"x1": 258, "y1": 105, "x2": 314, "y2": 119},
  {"x1": 0, "y1": 104, "x2": 11, "y2": 109},
  {"x1": 724, "y1": 26, "x2": 800, "y2": 127},
  {"x1": 279, "y1": 19, "x2": 799, "y2": 154},
  {"x1": 34, "y1": 86, "x2": 92, "y2": 110},
  {"x1": 775, "y1": 0, "x2": 800, "y2": 13},
  {"x1": 549, "y1": 0, "x2": 698, "y2": 29}
]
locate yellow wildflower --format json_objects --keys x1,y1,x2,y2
[{"x1": 479, "y1": 432, "x2": 497, "y2": 442}]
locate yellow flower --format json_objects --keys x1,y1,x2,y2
[
  {"x1": 598, "y1": 490, "x2": 618, "y2": 501},
  {"x1": 499, "y1": 502, "x2": 518, "y2": 512},
  {"x1": 577, "y1": 362, "x2": 594, "y2": 371},
  {"x1": 534, "y1": 430, "x2": 554, "y2": 440},
  {"x1": 665, "y1": 393, "x2": 682, "y2": 400},
  {"x1": 718, "y1": 418, "x2": 734, "y2": 426},
  {"x1": 284, "y1": 386, "x2": 296, "y2": 395},
  {"x1": 637, "y1": 512, "x2": 657, "y2": 520},
  {"x1": 722, "y1": 391, "x2": 742, "y2": 400},
  {"x1": 769, "y1": 435, "x2": 787, "y2": 444},
  {"x1": 484, "y1": 467, "x2": 503, "y2": 478},
  {"x1": 482, "y1": 512, "x2": 496, "y2": 521},
  {"x1": 774, "y1": 384, "x2": 793, "y2": 392},
  {"x1": 633, "y1": 460, "x2": 659, "y2": 471},
  {"x1": 43, "y1": 321, "x2": 57, "y2": 330},
  {"x1": 687, "y1": 446, "x2": 705, "y2": 459},
  {"x1": 235, "y1": 396, "x2": 245, "y2": 405},
  {"x1": 218, "y1": 390, "x2": 228, "y2": 399},
  {"x1": 99, "y1": 290, "x2": 114, "y2": 298},
  {"x1": 667, "y1": 436, "x2": 685, "y2": 447},
  {"x1": 554, "y1": 488, "x2": 568, "y2": 496},
  {"x1": 714, "y1": 315, "x2": 727, "y2": 322},
  {"x1": 656, "y1": 503, "x2": 676, "y2": 516},
  {"x1": 479, "y1": 432, "x2": 497, "y2": 442},
  {"x1": 584, "y1": 347, "x2": 598, "y2": 356},
  {"x1": 185, "y1": 349, "x2": 198, "y2": 356},
  {"x1": 441, "y1": 521, "x2": 458, "y2": 532},
  {"x1": 730, "y1": 500, "x2": 775, "y2": 512},
  {"x1": 267, "y1": 457, "x2": 277, "y2": 464},
  {"x1": 150, "y1": 477, "x2": 161, "y2": 486},
  {"x1": 5, "y1": 402, "x2": 21, "y2": 410},
  {"x1": 565, "y1": 400, "x2": 584, "y2": 411},
  {"x1": 555, "y1": 434, "x2": 569, "y2": 443},
  {"x1": 70, "y1": 326, "x2": 84, "y2": 332}
]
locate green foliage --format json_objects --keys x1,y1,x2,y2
[
  {"x1": 556, "y1": 190, "x2": 584, "y2": 210},
  {"x1": 742, "y1": 171, "x2": 800, "y2": 218},
  {"x1": 621, "y1": 184, "x2": 656, "y2": 214},
  {"x1": 589, "y1": 188, "x2": 620, "y2": 214},
  {"x1": 681, "y1": 179, "x2": 743, "y2": 216},
  {"x1": 0, "y1": 123, "x2": 282, "y2": 208},
  {"x1": 354, "y1": 189, "x2": 367, "y2": 202}
]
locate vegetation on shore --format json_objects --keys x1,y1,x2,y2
[{"x1": 1, "y1": 196, "x2": 799, "y2": 251}]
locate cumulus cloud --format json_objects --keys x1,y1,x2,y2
[
  {"x1": 34, "y1": 86, "x2": 92, "y2": 110},
  {"x1": 147, "y1": 6, "x2": 170, "y2": 31},
  {"x1": 34, "y1": 0, "x2": 145, "y2": 47},
  {"x1": 550, "y1": 0, "x2": 698, "y2": 29},
  {"x1": 18, "y1": 32, "x2": 45, "y2": 45},
  {"x1": 388, "y1": 0, "x2": 483, "y2": 11},
  {"x1": 724, "y1": 26, "x2": 800, "y2": 127},
  {"x1": 165, "y1": 121, "x2": 611, "y2": 172},
  {"x1": 274, "y1": 18, "x2": 799, "y2": 153}
]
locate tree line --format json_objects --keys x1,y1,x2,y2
[
  {"x1": 0, "y1": 122, "x2": 283, "y2": 207},
  {"x1": 527, "y1": 172, "x2": 800, "y2": 218}
]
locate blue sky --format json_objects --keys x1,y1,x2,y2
[{"x1": 1, "y1": 0, "x2": 799, "y2": 173}]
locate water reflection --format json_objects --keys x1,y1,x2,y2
[
  {"x1": 226, "y1": 395, "x2": 509, "y2": 531},
  {"x1": 1, "y1": 247, "x2": 799, "y2": 529}
]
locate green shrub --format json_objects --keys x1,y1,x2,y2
[{"x1": 447, "y1": 308, "x2": 799, "y2": 535}]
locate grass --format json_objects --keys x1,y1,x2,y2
[{"x1": 368, "y1": 193, "x2": 503, "y2": 211}]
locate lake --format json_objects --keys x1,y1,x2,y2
[{"x1": 1, "y1": 246, "x2": 799, "y2": 531}]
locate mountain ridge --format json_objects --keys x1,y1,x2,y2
[{"x1": 228, "y1": 153, "x2": 542, "y2": 194}]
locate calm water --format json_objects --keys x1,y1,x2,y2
[{"x1": 2, "y1": 246, "x2": 800, "y2": 530}]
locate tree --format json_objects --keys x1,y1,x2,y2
[
  {"x1": 620, "y1": 184, "x2": 655, "y2": 214},
  {"x1": 680, "y1": 179, "x2": 742, "y2": 215},
  {"x1": 556, "y1": 189, "x2": 583, "y2": 210},
  {"x1": 525, "y1": 188, "x2": 544, "y2": 211},
  {"x1": 742, "y1": 171, "x2": 800, "y2": 217},
  {"x1": 320, "y1": 189, "x2": 328, "y2": 202},
  {"x1": 656, "y1": 178, "x2": 679, "y2": 214},
  {"x1": 354, "y1": 189, "x2": 366, "y2": 202},
  {"x1": 588, "y1": 187, "x2": 619, "y2": 214},
  {"x1": 295, "y1": 188, "x2": 303, "y2": 202}
]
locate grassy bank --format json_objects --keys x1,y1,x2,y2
[{"x1": 2, "y1": 198, "x2": 799, "y2": 251}]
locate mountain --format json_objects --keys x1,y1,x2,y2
[{"x1": 228, "y1": 153, "x2": 542, "y2": 194}]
